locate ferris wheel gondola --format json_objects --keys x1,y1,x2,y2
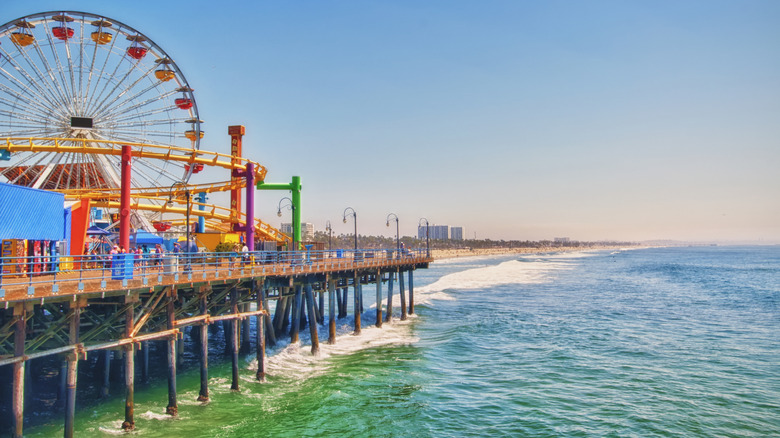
[{"x1": 0, "y1": 11, "x2": 203, "y2": 191}]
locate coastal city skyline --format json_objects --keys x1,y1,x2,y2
[{"x1": 4, "y1": 1, "x2": 778, "y2": 243}]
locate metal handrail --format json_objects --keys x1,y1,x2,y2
[{"x1": 0, "y1": 248, "x2": 431, "y2": 299}]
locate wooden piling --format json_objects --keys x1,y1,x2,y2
[
  {"x1": 340, "y1": 287, "x2": 349, "y2": 318},
  {"x1": 256, "y1": 281, "x2": 266, "y2": 381},
  {"x1": 198, "y1": 293, "x2": 209, "y2": 402},
  {"x1": 141, "y1": 341, "x2": 150, "y2": 383},
  {"x1": 12, "y1": 304, "x2": 26, "y2": 438},
  {"x1": 408, "y1": 270, "x2": 415, "y2": 314},
  {"x1": 386, "y1": 272, "x2": 394, "y2": 323},
  {"x1": 291, "y1": 286, "x2": 301, "y2": 343},
  {"x1": 101, "y1": 350, "x2": 111, "y2": 398},
  {"x1": 353, "y1": 275, "x2": 361, "y2": 335},
  {"x1": 166, "y1": 294, "x2": 178, "y2": 416},
  {"x1": 318, "y1": 290, "x2": 325, "y2": 325},
  {"x1": 399, "y1": 268, "x2": 407, "y2": 321},
  {"x1": 262, "y1": 288, "x2": 276, "y2": 347},
  {"x1": 241, "y1": 302, "x2": 251, "y2": 354},
  {"x1": 64, "y1": 302, "x2": 81, "y2": 437},
  {"x1": 375, "y1": 270, "x2": 383, "y2": 328},
  {"x1": 328, "y1": 280, "x2": 336, "y2": 344},
  {"x1": 122, "y1": 299, "x2": 135, "y2": 431},
  {"x1": 305, "y1": 283, "x2": 319, "y2": 355},
  {"x1": 230, "y1": 288, "x2": 240, "y2": 392}
]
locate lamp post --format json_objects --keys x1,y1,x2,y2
[
  {"x1": 342, "y1": 207, "x2": 357, "y2": 252},
  {"x1": 386, "y1": 213, "x2": 399, "y2": 257},
  {"x1": 277, "y1": 197, "x2": 295, "y2": 252},
  {"x1": 325, "y1": 220, "x2": 332, "y2": 252},
  {"x1": 168, "y1": 181, "x2": 191, "y2": 271},
  {"x1": 419, "y1": 218, "x2": 430, "y2": 258}
]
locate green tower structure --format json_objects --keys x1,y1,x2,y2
[{"x1": 257, "y1": 176, "x2": 301, "y2": 249}]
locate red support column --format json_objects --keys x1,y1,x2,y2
[{"x1": 119, "y1": 145, "x2": 132, "y2": 250}]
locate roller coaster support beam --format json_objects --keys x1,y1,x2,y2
[
  {"x1": 120, "y1": 145, "x2": 132, "y2": 250},
  {"x1": 257, "y1": 176, "x2": 302, "y2": 249},
  {"x1": 231, "y1": 163, "x2": 255, "y2": 251},
  {"x1": 196, "y1": 192, "x2": 207, "y2": 233}
]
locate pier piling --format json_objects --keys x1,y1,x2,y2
[
  {"x1": 122, "y1": 298, "x2": 135, "y2": 431},
  {"x1": 386, "y1": 272, "x2": 394, "y2": 323},
  {"x1": 399, "y1": 269, "x2": 407, "y2": 321},
  {"x1": 198, "y1": 293, "x2": 209, "y2": 401},
  {"x1": 64, "y1": 301, "x2": 82, "y2": 437},
  {"x1": 408, "y1": 270, "x2": 414, "y2": 314},
  {"x1": 230, "y1": 288, "x2": 240, "y2": 392},
  {"x1": 12, "y1": 305, "x2": 26, "y2": 438},
  {"x1": 353, "y1": 275, "x2": 361, "y2": 335},
  {"x1": 166, "y1": 293, "x2": 178, "y2": 416},
  {"x1": 328, "y1": 280, "x2": 336, "y2": 344},
  {"x1": 256, "y1": 281, "x2": 266, "y2": 381},
  {"x1": 375, "y1": 270, "x2": 383, "y2": 328},
  {"x1": 305, "y1": 283, "x2": 319, "y2": 355}
]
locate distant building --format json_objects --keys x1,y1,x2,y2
[
  {"x1": 554, "y1": 237, "x2": 571, "y2": 243},
  {"x1": 431, "y1": 225, "x2": 449, "y2": 240},
  {"x1": 450, "y1": 227, "x2": 463, "y2": 240},
  {"x1": 281, "y1": 222, "x2": 314, "y2": 241}
]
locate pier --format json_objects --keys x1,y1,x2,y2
[{"x1": 0, "y1": 249, "x2": 431, "y2": 436}]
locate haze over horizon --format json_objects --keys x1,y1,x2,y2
[{"x1": 4, "y1": 1, "x2": 779, "y2": 243}]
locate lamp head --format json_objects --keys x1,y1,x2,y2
[
  {"x1": 386, "y1": 221, "x2": 389, "y2": 227},
  {"x1": 277, "y1": 210, "x2": 282, "y2": 217}
]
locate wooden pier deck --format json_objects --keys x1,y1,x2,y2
[{"x1": 0, "y1": 249, "x2": 432, "y2": 437}]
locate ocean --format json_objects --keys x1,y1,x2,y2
[{"x1": 26, "y1": 246, "x2": 780, "y2": 437}]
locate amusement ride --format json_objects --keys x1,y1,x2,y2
[{"x1": 0, "y1": 11, "x2": 291, "y2": 251}]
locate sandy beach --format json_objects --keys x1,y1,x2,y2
[{"x1": 430, "y1": 245, "x2": 635, "y2": 260}]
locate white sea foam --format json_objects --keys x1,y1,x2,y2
[
  {"x1": 417, "y1": 257, "x2": 574, "y2": 296},
  {"x1": 246, "y1": 316, "x2": 417, "y2": 381}
]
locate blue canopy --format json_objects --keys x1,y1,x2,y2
[
  {"x1": 131, "y1": 229, "x2": 163, "y2": 245},
  {"x1": 86, "y1": 225, "x2": 111, "y2": 235}
]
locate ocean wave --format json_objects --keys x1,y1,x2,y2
[{"x1": 417, "y1": 258, "x2": 573, "y2": 294}]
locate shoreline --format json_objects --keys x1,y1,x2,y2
[{"x1": 430, "y1": 245, "x2": 638, "y2": 260}]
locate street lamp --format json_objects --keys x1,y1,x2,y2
[
  {"x1": 168, "y1": 181, "x2": 191, "y2": 271},
  {"x1": 342, "y1": 207, "x2": 357, "y2": 251},
  {"x1": 419, "y1": 217, "x2": 430, "y2": 258},
  {"x1": 325, "y1": 220, "x2": 333, "y2": 252},
  {"x1": 277, "y1": 197, "x2": 295, "y2": 252},
  {"x1": 386, "y1": 213, "x2": 399, "y2": 256}
]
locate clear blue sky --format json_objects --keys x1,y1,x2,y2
[{"x1": 4, "y1": 1, "x2": 779, "y2": 242}]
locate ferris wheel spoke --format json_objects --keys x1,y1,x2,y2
[
  {"x1": 0, "y1": 107, "x2": 53, "y2": 128},
  {"x1": 83, "y1": 27, "x2": 125, "y2": 116},
  {"x1": 0, "y1": 61, "x2": 64, "y2": 117},
  {"x1": 98, "y1": 81, "x2": 174, "y2": 119},
  {"x1": 38, "y1": 19, "x2": 76, "y2": 109},
  {"x1": 30, "y1": 150, "x2": 66, "y2": 189},
  {"x1": 0, "y1": 94, "x2": 55, "y2": 125},
  {"x1": 88, "y1": 58, "x2": 153, "y2": 118},
  {"x1": 105, "y1": 104, "x2": 179, "y2": 126},
  {"x1": 4, "y1": 150, "x2": 51, "y2": 185},
  {"x1": 90, "y1": 63, "x2": 159, "y2": 116},
  {"x1": 24, "y1": 34, "x2": 74, "y2": 114}
]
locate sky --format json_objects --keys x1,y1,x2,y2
[{"x1": 3, "y1": 1, "x2": 779, "y2": 243}]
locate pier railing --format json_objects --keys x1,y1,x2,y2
[{"x1": 0, "y1": 248, "x2": 431, "y2": 302}]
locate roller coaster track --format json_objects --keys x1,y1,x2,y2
[
  {"x1": 0, "y1": 137, "x2": 291, "y2": 244},
  {"x1": 0, "y1": 137, "x2": 268, "y2": 182}
]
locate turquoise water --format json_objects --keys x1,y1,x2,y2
[{"x1": 28, "y1": 246, "x2": 780, "y2": 436}]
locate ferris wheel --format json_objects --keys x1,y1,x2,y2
[{"x1": 0, "y1": 11, "x2": 203, "y2": 191}]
